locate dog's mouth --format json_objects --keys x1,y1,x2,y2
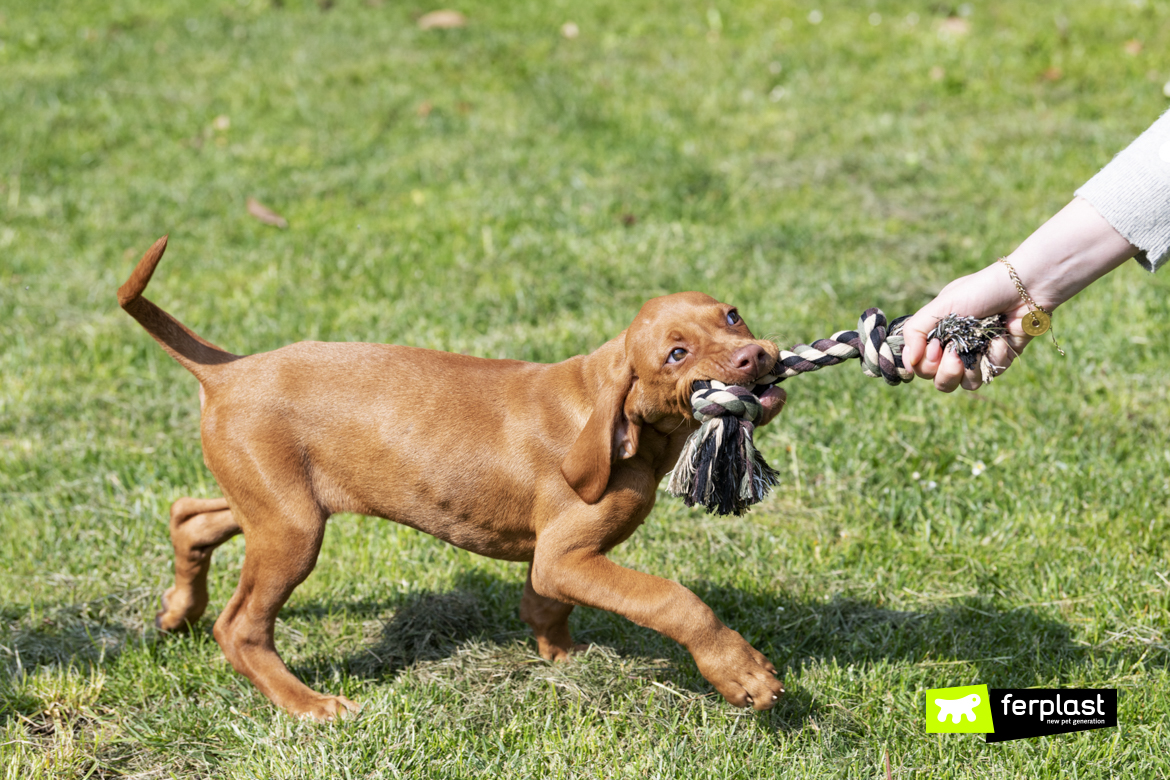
[
  {"x1": 690, "y1": 362, "x2": 780, "y2": 394},
  {"x1": 686, "y1": 378, "x2": 786, "y2": 410},
  {"x1": 687, "y1": 345, "x2": 781, "y2": 395},
  {"x1": 683, "y1": 351, "x2": 784, "y2": 418}
]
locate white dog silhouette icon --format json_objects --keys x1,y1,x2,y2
[{"x1": 935, "y1": 693, "x2": 981, "y2": 723}]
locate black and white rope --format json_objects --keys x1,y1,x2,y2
[
  {"x1": 667, "y1": 308, "x2": 1003, "y2": 516},
  {"x1": 757, "y1": 308, "x2": 913, "y2": 387}
]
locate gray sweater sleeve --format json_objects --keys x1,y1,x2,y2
[{"x1": 1075, "y1": 109, "x2": 1170, "y2": 272}]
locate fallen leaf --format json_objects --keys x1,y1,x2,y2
[
  {"x1": 938, "y1": 17, "x2": 970, "y2": 35},
  {"x1": 417, "y1": 100, "x2": 433, "y2": 117},
  {"x1": 1124, "y1": 39, "x2": 1143, "y2": 55},
  {"x1": 1041, "y1": 66, "x2": 1062, "y2": 82},
  {"x1": 418, "y1": 10, "x2": 466, "y2": 30},
  {"x1": 247, "y1": 198, "x2": 288, "y2": 229},
  {"x1": 621, "y1": 213, "x2": 636, "y2": 227}
]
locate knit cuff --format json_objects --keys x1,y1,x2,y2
[{"x1": 1075, "y1": 109, "x2": 1170, "y2": 272}]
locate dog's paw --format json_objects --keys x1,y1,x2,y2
[
  {"x1": 290, "y1": 694, "x2": 361, "y2": 723},
  {"x1": 693, "y1": 628, "x2": 784, "y2": 711},
  {"x1": 155, "y1": 586, "x2": 202, "y2": 633},
  {"x1": 537, "y1": 638, "x2": 590, "y2": 662}
]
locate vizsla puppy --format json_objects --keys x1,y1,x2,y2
[{"x1": 119, "y1": 236, "x2": 788, "y2": 720}]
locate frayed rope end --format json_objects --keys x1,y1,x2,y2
[{"x1": 666, "y1": 382, "x2": 780, "y2": 516}]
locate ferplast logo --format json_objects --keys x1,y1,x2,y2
[
  {"x1": 925, "y1": 686, "x2": 1118, "y2": 742},
  {"x1": 925, "y1": 685, "x2": 994, "y2": 734}
]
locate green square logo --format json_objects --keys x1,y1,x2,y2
[{"x1": 926, "y1": 685, "x2": 994, "y2": 734}]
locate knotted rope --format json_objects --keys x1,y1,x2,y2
[{"x1": 667, "y1": 309, "x2": 1003, "y2": 516}]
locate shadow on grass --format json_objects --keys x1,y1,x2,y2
[
  {"x1": 0, "y1": 568, "x2": 1150, "y2": 731},
  {"x1": 0, "y1": 590, "x2": 153, "y2": 717},
  {"x1": 691, "y1": 583, "x2": 1086, "y2": 688},
  {"x1": 0, "y1": 590, "x2": 153, "y2": 677},
  {"x1": 287, "y1": 568, "x2": 523, "y2": 685},
  {"x1": 310, "y1": 570, "x2": 1091, "y2": 685},
  {"x1": 286, "y1": 570, "x2": 1102, "y2": 718}
]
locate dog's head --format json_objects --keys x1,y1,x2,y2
[{"x1": 562, "y1": 292, "x2": 786, "y2": 504}]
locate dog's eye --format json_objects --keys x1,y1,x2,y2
[
  {"x1": 667, "y1": 347, "x2": 687, "y2": 364},
  {"x1": 727, "y1": 310, "x2": 741, "y2": 325}
]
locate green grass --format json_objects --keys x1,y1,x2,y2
[{"x1": 3, "y1": 0, "x2": 1170, "y2": 776}]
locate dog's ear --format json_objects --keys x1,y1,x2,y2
[{"x1": 561, "y1": 364, "x2": 641, "y2": 504}]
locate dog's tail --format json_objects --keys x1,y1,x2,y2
[{"x1": 118, "y1": 236, "x2": 240, "y2": 381}]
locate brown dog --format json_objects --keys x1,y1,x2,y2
[{"x1": 119, "y1": 236, "x2": 788, "y2": 720}]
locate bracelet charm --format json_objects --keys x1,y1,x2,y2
[
  {"x1": 1021, "y1": 308, "x2": 1051, "y2": 336},
  {"x1": 998, "y1": 257, "x2": 1063, "y2": 353}
]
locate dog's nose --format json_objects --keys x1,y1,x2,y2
[{"x1": 731, "y1": 344, "x2": 766, "y2": 377}]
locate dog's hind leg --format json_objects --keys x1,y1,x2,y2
[
  {"x1": 211, "y1": 498, "x2": 358, "y2": 721},
  {"x1": 156, "y1": 497, "x2": 241, "y2": 632},
  {"x1": 520, "y1": 564, "x2": 585, "y2": 662}
]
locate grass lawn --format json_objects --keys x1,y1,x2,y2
[{"x1": 3, "y1": 0, "x2": 1170, "y2": 776}]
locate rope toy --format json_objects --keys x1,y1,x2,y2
[{"x1": 667, "y1": 309, "x2": 1005, "y2": 516}]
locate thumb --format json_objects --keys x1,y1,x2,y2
[{"x1": 900, "y1": 309, "x2": 939, "y2": 370}]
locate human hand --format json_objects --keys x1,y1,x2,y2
[{"x1": 901, "y1": 263, "x2": 1035, "y2": 392}]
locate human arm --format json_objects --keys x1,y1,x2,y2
[
  {"x1": 902, "y1": 106, "x2": 1170, "y2": 392},
  {"x1": 901, "y1": 197, "x2": 1137, "y2": 392}
]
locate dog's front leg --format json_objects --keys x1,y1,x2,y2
[{"x1": 530, "y1": 517, "x2": 784, "y2": 710}]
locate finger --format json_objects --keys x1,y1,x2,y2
[
  {"x1": 901, "y1": 310, "x2": 948, "y2": 370},
  {"x1": 916, "y1": 338, "x2": 944, "y2": 380},
  {"x1": 960, "y1": 365, "x2": 982, "y2": 392},
  {"x1": 901, "y1": 316, "x2": 929, "y2": 368},
  {"x1": 984, "y1": 337, "x2": 1018, "y2": 380},
  {"x1": 933, "y1": 348, "x2": 967, "y2": 393}
]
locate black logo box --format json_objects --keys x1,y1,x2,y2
[{"x1": 986, "y1": 689, "x2": 1118, "y2": 743}]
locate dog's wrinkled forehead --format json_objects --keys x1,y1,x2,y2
[
  {"x1": 628, "y1": 292, "x2": 727, "y2": 335},
  {"x1": 626, "y1": 292, "x2": 736, "y2": 353}
]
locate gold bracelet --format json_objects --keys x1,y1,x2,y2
[{"x1": 997, "y1": 257, "x2": 1064, "y2": 355}]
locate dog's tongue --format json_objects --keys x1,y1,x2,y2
[{"x1": 755, "y1": 384, "x2": 785, "y2": 411}]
